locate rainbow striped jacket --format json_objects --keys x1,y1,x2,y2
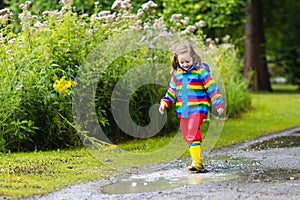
[{"x1": 161, "y1": 63, "x2": 224, "y2": 118}]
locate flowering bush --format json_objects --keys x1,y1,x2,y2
[{"x1": 0, "y1": 0, "x2": 250, "y2": 152}]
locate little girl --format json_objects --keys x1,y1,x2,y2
[{"x1": 159, "y1": 43, "x2": 224, "y2": 173}]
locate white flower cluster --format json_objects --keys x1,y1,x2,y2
[
  {"x1": 170, "y1": 14, "x2": 206, "y2": 36},
  {"x1": 181, "y1": 25, "x2": 197, "y2": 35},
  {"x1": 0, "y1": 8, "x2": 14, "y2": 24},
  {"x1": 196, "y1": 20, "x2": 205, "y2": 29},
  {"x1": 60, "y1": 0, "x2": 73, "y2": 7},
  {"x1": 181, "y1": 17, "x2": 189, "y2": 25},
  {"x1": 141, "y1": 1, "x2": 157, "y2": 11},
  {"x1": 112, "y1": 0, "x2": 133, "y2": 11},
  {"x1": 33, "y1": 21, "x2": 46, "y2": 29},
  {"x1": 170, "y1": 14, "x2": 182, "y2": 23},
  {"x1": 153, "y1": 17, "x2": 167, "y2": 31},
  {"x1": 96, "y1": 11, "x2": 116, "y2": 22},
  {"x1": 19, "y1": 1, "x2": 31, "y2": 11},
  {"x1": 42, "y1": 11, "x2": 63, "y2": 18},
  {"x1": 4, "y1": 0, "x2": 234, "y2": 55},
  {"x1": 222, "y1": 34, "x2": 231, "y2": 42}
]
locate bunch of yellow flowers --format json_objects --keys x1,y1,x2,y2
[{"x1": 53, "y1": 76, "x2": 74, "y2": 94}]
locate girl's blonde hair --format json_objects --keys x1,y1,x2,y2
[{"x1": 171, "y1": 43, "x2": 202, "y2": 71}]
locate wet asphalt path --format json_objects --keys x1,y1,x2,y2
[{"x1": 25, "y1": 127, "x2": 300, "y2": 200}]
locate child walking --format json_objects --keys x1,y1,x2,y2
[{"x1": 159, "y1": 43, "x2": 224, "y2": 173}]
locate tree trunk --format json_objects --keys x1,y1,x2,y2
[
  {"x1": 243, "y1": 0, "x2": 272, "y2": 91},
  {"x1": 0, "y1": 0, "x2": 4, "y2": 9}
]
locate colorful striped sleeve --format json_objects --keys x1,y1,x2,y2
[
  {"x1": 161, "y1": 75, "x2": 177, "y2": 108},
  {"x1": 199, "y1": 68, "x2": 224, "y2": 109}
]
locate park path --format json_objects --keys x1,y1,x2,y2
[{"x1": 26, "y1": 127, "x2": 300, "y2": 200}]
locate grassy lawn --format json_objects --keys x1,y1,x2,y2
[
  {"x1": 0, "y1": 149, "x2": 116, "y2": 199},
  {"x1": 216, "y1": 92, "x2": 300, "y2": 148},
  {"x1": 1, "y1": 85, "x2": 299, "y2": 199},
  {"x1": 216, "y1": 84, "x2": 299, "y2": 147}
]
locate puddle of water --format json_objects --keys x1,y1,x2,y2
[
  {"x1": 102, "y1": 156, "x2": 249, "y2": 194},
  {"x1": 246, "y1": 135, "x2": 300, "y2": 151},
  {"x1": 205, "y1": 157, "x2": 250, "y2": 172},
  {"x1": 102, "y1": 169, "x2": 237, "y2": 194}
]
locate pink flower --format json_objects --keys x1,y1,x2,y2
[
  {"x1": 153, "y1": 17, "x2": 167, "y2": 30},
  {"x1": 222, "y1": 34, "x2": 231, "y2": 42},
  {"x1": 141, "y1": 1, "x2": 158, "y2": 11},
  {"x1": 0, "y1": 8, "x2": 12, "y2": 16},
  {"x1": 206, "y1": 38, "x2": 213, "y2": 43},
  {"x1": 0, "y1": 9, "x2": 13, "y2": 24},
  {"x1": 136, "y1": 9, "x2": 144, "y2": 17},
  {"x1": 34, "y1": 21, "x2": 45, "y2": 29},
  {"x1": 170, "y1": 14, "x2": 182, "y2": 23},
  {"x1": 97, "y1": 11, "x2": 116, "y2": 22},
  {"x1": 185, "y1": 25, "x2": 196, "y2": 33},
  {"x1": 19, "y1": 1, "x2": 31, "y2": 10},
  {"x1": 196, "y1": 20, "x2": 205, "y2": 28},
  {"x1": 60, "y1": 0, "x2": 72, "y2": 7},
  {"x1": 143, "y1": 22, "x2": 151, "y2": 30},
  {"x1": 112, "y1": 0, "x2": 122, "y2": 10},
  {"x1": 121, "y1": 0, "x2": 133, "y2": 10},
  {"x1": 98, "y1": 11, "x2": 111, "y2": 17},
  {"x1": 222, "y1": 43, "x2": 233, "y2": 50},
  {"x1": 180, "y1": 17, "x2": 189, "y2": 25}
]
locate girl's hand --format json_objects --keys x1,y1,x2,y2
[
  {"x1": 217, "y1": 108, "x2": 224, "y2": 115},
  {"x1": 159, "y1": 104, "x2": 165, "y2": 115}
]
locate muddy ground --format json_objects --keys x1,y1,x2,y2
[{"x1": 26, "y1": 127, "x2": 300, "y2": 200}]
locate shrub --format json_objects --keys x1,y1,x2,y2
[{"x1": 0, "y1": 0, "x2": 251, "y2": 152}]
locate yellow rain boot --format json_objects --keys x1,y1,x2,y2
[{"x1": 188, "y1": 141, "x2": 208, "y2": 173}]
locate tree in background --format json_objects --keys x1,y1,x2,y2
[
  {"x1": 163, "y1": 0, "x2": 299, "y2": 91},
  {"x1": 264, "y1": 0, "x2": 300, "y2": 87},
  {"x1": 243, "y1": 0, "x2": 271, "y2": 91},
  {"x1": 162, "y1": 0, "x2": 272, "y2": 91}
]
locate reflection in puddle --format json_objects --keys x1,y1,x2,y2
[{"x1": 102, "y1": 169, "x2": 237, "y2": 194}]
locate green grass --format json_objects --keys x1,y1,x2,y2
[
  {"x1": 0, "y1": 149, "x2": 118, "y2": 199},
  {"x1": 215, "y1": 92, "x2": 300, "y2": 147},
  {"x1": 1, "y1": 85, "x2": 299, "y2": 199},
  {"x1": 271, "y1": 84, "x2": 299, "y2": 93}
]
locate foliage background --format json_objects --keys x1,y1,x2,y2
[{"x1": 1, "y1": 0, "x2": 253, "y2": 152}]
